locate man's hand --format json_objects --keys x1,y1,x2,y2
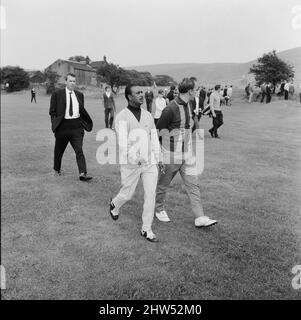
[
  {"x1": 212, "y1": 112, "x2": 216, "y2": 118},
  {"x1": 137, "y1": 157, "x2": 147, "y2": 166},
  {"x1": 158, "y1": 161, "x2": 165, "y2": 174}
]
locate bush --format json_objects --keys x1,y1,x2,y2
[{"x1": 1, "y1": 66, "x2": 30, "y2": 92}]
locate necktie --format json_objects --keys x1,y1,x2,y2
[{"x1": 69, "y1": 92, "x2": 73, "y2": 117}]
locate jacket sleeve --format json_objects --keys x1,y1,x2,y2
[{"x1": 49, "y1": 91, "x2": 57, "y2": 120}]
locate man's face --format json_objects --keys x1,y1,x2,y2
[
  {"x1": 66, "y1": 75, "x2": 76, "y2": 91},
  {"x1": 129, "y1": 86, "x2": 144, "y2": 106},
  {"x1": 106, "y1": 88, "x2": 111, "y2": 94},
  {"x1": 188, "y1": 87, "x2": 196, "y2": 101}
]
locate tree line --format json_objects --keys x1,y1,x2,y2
[{"x1": 0, "y1": 51, "x2": 295, "y2": 93}]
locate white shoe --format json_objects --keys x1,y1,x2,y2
[
  {"x1": 155, "y1": 210, "x2": 171, "y2": 222},
  {"x1": 195, "y1": 216, "x2": 218, "y2": 228},
  {"x1": 141, "y1": 229, "x2": 159, "y2": 242}
]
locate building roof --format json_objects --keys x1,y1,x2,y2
[
  {"x1": 90, "y1": 61, "x2": 106, "y2": 70},
  {"x1": 47, "y1": 59, "x2": 96, "y2": 73}
]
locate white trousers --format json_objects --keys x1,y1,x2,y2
[{"x1": 112, "y1": 164, "x2": 158, "y2": 231}]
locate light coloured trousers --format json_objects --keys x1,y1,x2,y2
[
  {"x1": 112, "y1": 164, "x2": 158, "y2": 231},
  {"x1": 155, "y1": 162, "x2": 204, "y2": 218}
]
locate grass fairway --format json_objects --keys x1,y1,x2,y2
[{"x1": 1, "y1": 90, "x2": 301, "y2": 299}]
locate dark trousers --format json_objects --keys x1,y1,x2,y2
[
  {"x1": 284, "y1": 90, "x2": 289, "y2": 100},
  {"x1": 260, "y1": 92, "x2": 266, "y2": 103},
  {"x1": 31, "y1": 95, "x2": 36, "y2": 103},
  {"x1": 266, "y1": 94, "x2": 271, "y2": 104},
  {"x1": 146, "y1": 100, "x2": 153, "y2": 113},
  {"x1": 105, "y1": 108, "x2": 114, "y2": 128},
  {"x1": 211, "y1": 111, "x2": 223, "y2": 137},
  {"x1": 54, "y1": 119, "x2": 87, "y2": 174}
]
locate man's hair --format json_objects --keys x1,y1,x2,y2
[
  {"x1": 178, "y1": 77, "x2": 195, "y2": 94},
  {"x1": 65, "y1": 73, "x2": 76, "y2": 80},
  {"x1": 170, "y1": 85, "x2": 176, "y2": 91},
  {"x1": 125, "y1": 84, "x2": 135, "y2": 101},
  {"x1": 105, "y1": 86, "x2": 110, "y2": 90},
  {"x1": 214, "y1": 84, "x2": 221, "y2": 91},
  {"x1": 158, "y1": 89, "x2": 164, "y2": 94}
]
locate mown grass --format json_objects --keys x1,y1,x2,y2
[{"x1": 1, "y1": 90, "x2": 301, "y2": 299}]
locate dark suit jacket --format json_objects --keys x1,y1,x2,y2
[
  {"x1": 49, "y1": 88, "x2": 93, "y2": 133},
  {"x1": 103, "y1": 93, "x2": 116, "y2": 109},
  {"x1": 145, "y1": 91, "x2": 154, "y2": 101}
]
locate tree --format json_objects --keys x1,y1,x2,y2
[
  {"x1": 68, "y1": 55, "x2": 86, "y2": 62},
  {"x1": 96, "y1": 62, "x2": 129, "y2": 93},
  {"x1": 0, "y1": 66, "x2": 30, "y2": 92},
  {"x1": 153, "y1": 74, "x2": 177, "y2": 86},
  {"x1": 44, "y1": 70, "x2": 60, "y2": 94},
  {"x1": 249, "y1": 50, "x2": 294, "y2": 92}
]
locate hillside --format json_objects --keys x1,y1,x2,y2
[{"x1": 126, "y1": 47, "x2": 301, "y2": 87}]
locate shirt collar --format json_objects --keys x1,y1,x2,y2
[
  {"x1": 175, "y1": 96, "x2": 188, "y2": 106},
  {"x1": 66, "y1": 87, "x2": 74, "y2": 94}
]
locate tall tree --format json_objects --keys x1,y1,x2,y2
[
  {"x1": 1, "y1": 66, "x2": 29, "y2": 92},
  {"x1": 249, "y1": 50, "x2": 294, "y2": 92}
]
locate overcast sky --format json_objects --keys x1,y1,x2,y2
[{"x1": 1, "y1": 0, "x2": 300, "y2": 70}]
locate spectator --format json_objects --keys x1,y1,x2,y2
[{"x1": 154, "y1": 90, "x2": 167, "y2": 125}]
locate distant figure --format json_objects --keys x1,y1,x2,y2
[
  {"x1": 289, "y1": 82, "x2": 295, "y2": 98},
  {"x1": 298, "y1": 84, "x2": 301, "y2": 103},
  {"x1": 166, "y1": 85, "x2": 176, "y2": 102},
  {"x1": 199, "y1": 86, "x2": 207, "y2": 110},
  {"x1": 248, "y1": 84, "x2": 254, "y2": 103},
  {"x1": 260, "y1": 83, "x2": 266, "y2": 103},
  {"x1": 227, "y1": 85, "x2": 233, "y2": 105},
  {"x1": 245, "y1": 83, "x2": 250, "y2": 98},
  {"x1": 145, "y1": 88, "x2": 154, "y2": 113},
  {"x1": 209, "y1": 85, "x2": 223, "y2": 138},
  {"x1": 284, "y1": 81, "x2": 289, "y2": 100},
  {"x1": 154, "y1": 90, "x2": 167, "y2": 125},
  {"x1": 31, "y1": 88, "x2": 36, "y2": 103},
  {"x1": 223, "y1": 85, "x2": 229, "y2": 106},
  {"x1": 103, "y1": 86, "x2": 116, "y2": 129},
  {"x1": 266, "y1": 83, "x2": 272, "y2": 103}
]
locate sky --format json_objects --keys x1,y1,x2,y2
[{"x1": 1, "y1": 0, "x2": 301, "y2": 70}]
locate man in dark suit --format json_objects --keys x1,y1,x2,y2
[
  {"x1": 49, "y1": 73, "x2": 93, "y2": 181},
  {"x1": 144, "y1": 88, "x2": 154, "y2": 113},
  {"x1": 103, "y1": 86, "x2": 116, "y2": 129}
]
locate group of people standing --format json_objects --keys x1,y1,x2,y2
[{"x1": 245, "y1": 80, "x2": 299, "y2": 104}]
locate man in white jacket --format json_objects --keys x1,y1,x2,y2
[{"x1": 109, "y1": 84, "x2": 162, "y2": 242}]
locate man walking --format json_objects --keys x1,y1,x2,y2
[
  {"x1": 103, "y1": 86, "x2": 116, "y2": 129},
  {"x1": 266, "y1": 83, "x2": 272, "y2": 103},
  {"x1": 284, "y1": 80, "x2": 289, "y2": 100},
  {"x1": 109, "y1": 84, "x2": 161, "y2": 242},
  {"x1": 227, "y1": 85, "x2": 233, "y2": 105},
  {"x1": 49, "y1": 73, "x2": 93, "y2": 181},
  {"x1": 145, "y1": 88, "x2": 154, "y2": 113},
  {"x1": 155, "y1": 77, "x2": 217, "y2": 228},
  {"x1": 199, "y1": 86, "x2": 207, "y2": 111},
  {"x1": 209, "y1": 85, "x2": 223, "y2": 138},
  {"x1": 31, "y1": 87, "x2": 36, "y2": 103},
  {"x1": 260, "y1": 83, "x2": 266, "y2": 103}
]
